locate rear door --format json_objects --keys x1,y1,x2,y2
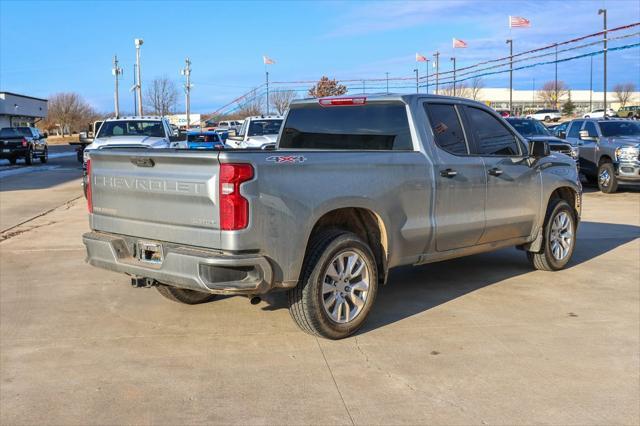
[
  {"x1": 462, "y1": 105, "x2": 540, "y2": 244},
  {"x1": 89, "y1": 150, "x2": 222, "y2": 248},
  {"x1": 423, "y1": 102, "x2": 486, "y2": 251}
]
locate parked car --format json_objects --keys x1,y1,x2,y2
[
  {"x1": 582, "y1": 108, "x2": 617, "y2": 119},
  {"x1": 617, "y1": 105, "x2": 640, "y2": 119},
  {"x1": 506, "y1": 118, "x2": 579, "y2": 163},
  {"x1": 182, "y1": 130, "x2": 226, "y2": 150},
  {"x1": 226, "y1": 115, "x2": 283, "y2": 148},
  {"x1": 83, "y1": 94, "x2": 581, "y2": 339},
  {"x1": 0, "y1": 126, "x2": 48, "y2": 165},
  {"x1": 564, "y1": 118, "x2": 640, "y2": 193},
  {"x1": 495, "y1": 109, "x2": 511, "y2": 118},
  {"x1": 526, "y1": 109, "x2": 562, "y2": 122},
  {"x1": 551, "y1": 121, "x2": 570, "y2": 138},
  {"x1": 216, "y1": 120, "x2": 243, "y2": 135}
]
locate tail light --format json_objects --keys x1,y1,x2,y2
[
  {"x1": 219, "y1": 163, "x2": 253, "y2": 230},
  {"x1": 86, "y1": 159, "x2": 93, "y2": 213},
  {"x1": 21, "y1": 138, "x2": 27, "y2": 147},
  {"x1": 319, "y1": 97, "x2": 366, "y2": 107}
]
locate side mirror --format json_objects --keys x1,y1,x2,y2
[
  {"x1": 169, "y1": 135, "x2": 183, "y2": 142},
  {"x1": 43, "y1": 132, "x2": 49, "y2": 139},
  {"x1": 579, "y1": 130, "x2": 596, "y2": 141},
  {"x1": 529, "y1": 140, "x2": 550, "y2": 159},
  {"x1": 559, "y1": 131, "x2": 566, "y2": 139}
]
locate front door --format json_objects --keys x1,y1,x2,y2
[
  {"x1": 424, "y1": 102, "x2": 486, "y2": 251},
  {"x1": 462, "y1": 105, "x2": 540, "y2": 243},
  {"x1": 577, "y1": 121, "x2": 600, "y2": 174}
]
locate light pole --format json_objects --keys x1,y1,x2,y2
[
  {"x1": 132, "y1": 63, "x2": 137, "y2": 114},
  {"x1": 589, "y1": 55, "x2": 593, "y2": 112},
  {"x1": 413, "y1": 68, "x2": 419, "y2": 93},
  {"x1": 112, "y1": 55, "x2": 122, "y2": 118},
  {"x1": 385, "y1": 72, "x2": 389, "y2": 94},
  {"x1": 181, "y1": 58, "x2": 192, "y2": 126},
  {"x1": 434, "y1": 52, "x2": 440, "y2": 95},
  {"x1": 450, "y1": 57, "x2": 456, "y2": 96},
  {"x1": 424, "y1": 59, "x2": 430, "y2": 94},
  {"x1": 134, "y1": 38, "x2": 144, "y2": 116},
  {"x1": 265, "y1": 70, "x2": 269, "y2": 115},
  {"x1": 598, "y1": 8, "x2": 607, "y2": 111},
  {"x1": 506, "y1": 39, "x2": 513, "y2": 112}
]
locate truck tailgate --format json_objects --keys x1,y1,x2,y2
[{"x1": 89, "y1": 150, "x2": 222, "y2": 248}]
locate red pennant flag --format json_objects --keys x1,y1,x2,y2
[{"x1": 452, "y1": 38, "x2": 468, "y2": 48}]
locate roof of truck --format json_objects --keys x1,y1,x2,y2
[
  {"x1": 103, "y1": 116, "x2": 166, "y2": 121},
  {"x1": 290, "y1": 93, "x2": 485, "y2": 106}
]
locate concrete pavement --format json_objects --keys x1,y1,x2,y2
[{"x1": 0, "y1": 187, "x2": 638, "y2": 425}]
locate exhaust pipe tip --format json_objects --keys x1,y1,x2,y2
[{"x1": 250, "y1": 296, "x2": 261, "y2": 305}]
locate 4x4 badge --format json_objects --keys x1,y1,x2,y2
[{"x1": 266, "y1": 155, "x2": 306, "y2": 164}]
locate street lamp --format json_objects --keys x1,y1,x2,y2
[
  {"x1": 450, "y1": 57, "x2": 456, "y2": 97},
  {"x1": 506, "y1": 39, "x2": 513, "y2": 113},
  {"x1": 134, "y1": 38, "x2": 144, "y2": 116},
  {"x1": 598, "y1": 8, "x2": 607, "y2": 111},
  {"x1": 413, "y1": 68, "x2": 419, "y2": 93}
]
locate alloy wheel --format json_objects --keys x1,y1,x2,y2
[{"x1": 321, "y1": 250, "x2": 370, "y2": 324}]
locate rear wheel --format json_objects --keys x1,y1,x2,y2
[
  {"x1": 597, "y1": 162, "x2": 618, "y2": 193},
  {"x1": 9, "y1": 157, "x2": 17, "y2": 165},
  {"x1": 527, "y1": 199, "x2": 576, "y2": 271},
  {"x1": 40, "y1": 148, "x2": 48, "y2": 163},
  {"x1": 24, "y1": 148, "x2": 33, "y2": 165},
  {"x1": 156, "y1": 285, "x2": 217, "y2": 305},
  {"x1": 544, "y1": 116, "x2": 551, "y2": 122},
  {"x1": 288, "y1": 230, "x2": 378, "y2": 339}
]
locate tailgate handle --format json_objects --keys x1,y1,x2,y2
[{"x1": 131, "y1": 157, "x2": 155, "y2": 167}]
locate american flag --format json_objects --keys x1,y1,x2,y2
[
  {"x1": 509, "y1": 16, "x2": 531, "y2": 28},
  {"x1": 415, "y1": 53, "x2": 428, "y2": 62},
  {"x1": 452, "y1": 38, "x2": 468, "y2": 48},
  {"x1": 263, "y1": 55, "x2": 275, "y2": 65}
]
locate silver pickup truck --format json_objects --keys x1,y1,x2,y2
[{"x1": 83, "y1": 94, "x2": 582, "y2": 339}]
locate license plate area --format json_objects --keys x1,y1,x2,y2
[{"x1": 136, "y1": 241, "x2": 163, "y2": 265}]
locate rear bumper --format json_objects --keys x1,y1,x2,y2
[
  {"x1": 0, "y1": 148, "x2": 27, "y2": 158},
  {"x1": 83, "y1": 231, "x2": 274, "y2": 295}
]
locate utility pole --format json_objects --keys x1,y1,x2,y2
[
  {"x1": 181, "y1": 58, "x2": 192, "y2": 126},
  {"x1": 506, "y1": 39, "x2": 513, "y2": 113},
  {"x1": 532, "y1": 78, "x2": 535, "y2": 110},
  {"x1": 413, "y1": 69, "x2": 419, "y2": 93},
  {"x1": 265, "y1": 71, "x2": 269, "y2": 115},
  {"x1": 589, "y1": 54, "x2": 593, "y2": 111},
  {"x1": 599, "y1": 8, "x2": 608, "y2": 112},
  {"x1": 112, "y1": 55, "x2": 122, "y2": 118},
  {"x1": 450, "y1": 57, "x2": 456, "y2": 96},
  {"x1": 386, "y1": 72, "x2": 389, "y2": 94},
  {"x1": 424, "y1": 59, "x2": 430, "y2": 94},
  {"x1": 554, "y1": 43, "x2": 559, "y2": 109},
  {"x1": 133, "y1": 63, "x2": 137, "y2": 114},
  {"x1": 134, "y1": 38, "x2": 144, "y2": 116},
  {"x1": 434, "y1": 52, "x2": 440, "y2": 94}
]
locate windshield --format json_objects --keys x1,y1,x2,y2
[
  {"x1": 97, "y1": 121, "x2": 165, "y2": 138},
  {"x1": 508, "y1": 119, "x2": 550, "y2": 137},
  {"x1": 599, "y1": 121, "x2": 640, "y2": 137},
  {"x1": 248, "y1": 119, "x2": 283, "y2": 136},
  {"x1": 187, "y1": 133, "x2": 220, "y2": 143}
]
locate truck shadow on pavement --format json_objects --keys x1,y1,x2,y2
[{"x1": 262, "y1": 221, "x2": 639, "y2": 335}]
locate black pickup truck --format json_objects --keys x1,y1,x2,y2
[{"x1": 0, "y1": 127, "x2": 48, "y2": 165}]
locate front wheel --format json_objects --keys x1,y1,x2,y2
[
  {"x1": 288, "y1": 230, "x2": 378, "y2": 339},
  {"x1": 598, "y1": 162, "x2": 618, "y2": 193},
  {"x1": 156, "y1": 285, "x2": 217, "y2": 305},
  {"x1": 40, "y1": 148, "x2": 48, "y2": 163},
  {"x1": 527, "y1": 199, "x2": 576, "y2": 271}
]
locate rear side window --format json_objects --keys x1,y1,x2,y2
[
  {"x1": 279, "y1": 103, "x2": 412, "y2": 150},
  {"x1": 568, "y1": 120, "x2": 584, "y2": 138},
  {"x1": 424, "y1": 103, "x2": 468, "y2": 155},
  {"x1": 465, "y1": 107, "x2": 520, "y2": 156}
]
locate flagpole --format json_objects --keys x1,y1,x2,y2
[
  {"x1": 265, "y1": 67, "x2": 269, "y2": 115},
  {"x1": 450, "y1": 57, "x2": 456, "y2": 97},
  {"x1": 425, "y1": 60, "x2": 429, "y2": 94},
  {"x1": 434, "y1": 52, "x2": 440, "y2": 95},
  {"x1": 507, "y1": 39, "x2": 513, "y2": 113}
]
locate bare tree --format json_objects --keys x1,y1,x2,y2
[
  {"x1": 613, "y1": 83, "x2": 636, "y2": 107},
  {"x1": 308, "y1": 76, "x2": 347, "y2": 98},
  {"x1": 470, "y1": 77, "x2": 484, "y2": 100},
  {"x1": 270, "y1": 90, "x2": 298, "y2": 115},
  {"x1": 144, "y1": 76, "x2": 178, "y2": 116},
  {"x1": 537, "y1": 80, "x2": 569, "y2": 107},
  {"x1": 440, "y1": 83, "x2": 471, "y2": 98},
  {"x1": 236, "y1": 89, "x2": 264, "y2": 117},
  {"x1": 44, "y1": 92, "x2": 98, "y2": 135}
]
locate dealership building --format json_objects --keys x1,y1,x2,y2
[{"x1": 0, "y1": 92, "x2": 48, "y2": 128}]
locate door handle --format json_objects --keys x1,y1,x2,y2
[
  {"x1": 488, "y1": 167, "x2": 503, "y2": 176},
  {"x1": 440, "y1": 168, "x2": 457, "y2": 178}
]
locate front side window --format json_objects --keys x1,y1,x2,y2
[
  {"x1": 279, "y1": 103, "x2": 412, "y2": 150},
  {"x1": 424, "y1": 103, "x2": 468, "y2": 155},
  {"x1": 97, "y1": 121, "x2": 166, "y2": 138},
  {"x1": 465, "y1": 107, "x2": 520, "y2": 156},
  {"x1": 567, "y1": 120, "x2": 584, "y2": 138},
  {"x1": 584, "y1": 122, "x2": 598, "y2": 137}
]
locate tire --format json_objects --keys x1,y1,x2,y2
[
  {"x1": 544, "y1": 116, "x2": 551, "y2": 122},
  {"x1": 156, "y1": 285, "x2": 218, "y2": 305},
  {"x1": 9, "y1": 157, "x2": 16, "y2": 165},
  {"x1": 24, "y1": 148, "x2": 33, "y2": 165},
  {"x1": 527, "y1": 199, "x2": 577, "y2": 271},
  {"x1": 597, "y1": 162, "x2": 618, "y2": 193},
  {"x1": 287, "y1": 230, "x2": 378, "y2": 339},
  {"x1": 40, "y1": 148, "x2": 48, "y2": 163},
  {"x1": 584, "y1": 115, "x2": 590, "y2": 119}
]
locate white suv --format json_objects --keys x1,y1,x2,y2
[
  {"x1": 227, "y1": 115, "x2": 283, "y2": 148},
  {"x1": 583, "y1": 108, "x2": 617, "y2": 119},
  {"x1": 526, "y1": 109, "x2": 562, "y2": 122}
]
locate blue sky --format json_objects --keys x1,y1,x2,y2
[{"x1": 1, "y1": 0, "x2": 639, "y2": 114}]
